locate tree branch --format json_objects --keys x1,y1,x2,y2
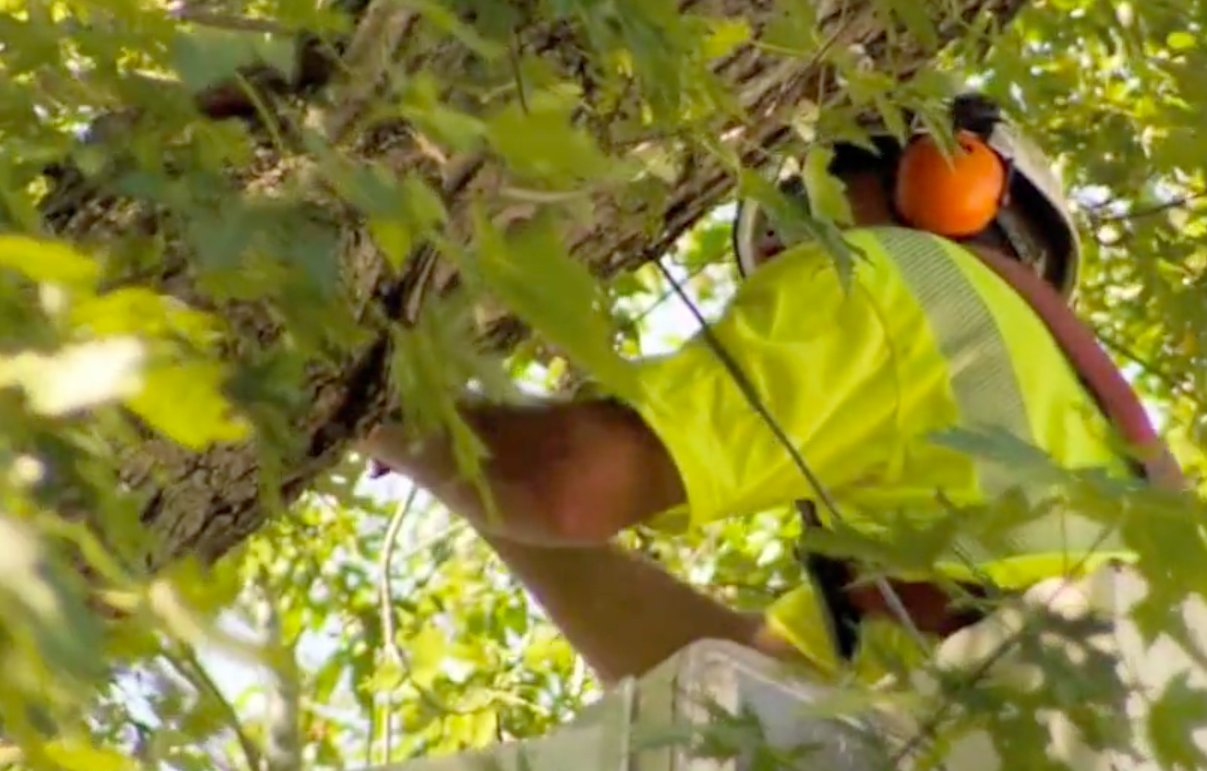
[
  {"x1": 1097, "y1": 329, "x2": 1194, "y2": 399},
  {"x1": 166, "y1": 646, "x2": 264, "y2": 771},
  {"x1": 1089, "y1": 190, "x2": 1207, "y2": 223},
  {"x1": 169, "y1": 7, "x2": 293, "y2": 35}
]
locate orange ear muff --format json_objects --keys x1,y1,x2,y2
[{"x1": 893, "y1": 130, "x2": 1008, "y2": 238}]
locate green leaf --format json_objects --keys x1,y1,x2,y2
[
  {"x1": 1148, "y1": 675, "x2": 1207, "y2": 770},
  {"x1": 410, "y1": 625, "x2": 447, "y2": 688},
  {"x1": 402, "y1": 0, "x2": 506, "y2": 59},
  {"x1": 760, "y1": 0, "x2": 819, "y2": 55},
  {"x1": 470, "y1": 206, "x2": 638, "y2": 399},
  {"x1": 277, "y1": 212, "x2": 343, "y2": 298},
  {"x1": 367, "y1": 175, "x2": 449, "y2": 270},
  {"x1": 71, "y1": 288, "x2": 221, "y2": 350},
  {"x1": 399, "y1": 73, "x2": 487, "y2": 152},
  {"x1": 187, "y1": 206, "x2": 257, "y2": 281},
  {"x1": 312, "y1": 658, "x2": 346, "y2": 703},
  {"x1": 802, "y1": 147, "x2": 854, "y2": 227},
  {"x1": 470, "y1": 711, "x2": 498, "y2": 746},
  {"x1": 0, "y1": 235, "x2": 99, "y2": 287},
  {"x1": 928, "y1": 426, "x2": 1068, "y2": 485},
  {"x1": 0, "y1": 515, "x2": 108, "y2": 723},
  {"x1": 736, "y1": 168, "x2": 858, "y2": 285},
  {"x1": 1124, "y1": 511, "x2": 1207, "y2": 644},
  {"x1": 1167, "y1": 31, "x2": 1197, "y2": 51},
  {"x1": 874, "y1": 0, "x2": 940, "y2": 51},
  {"x1": 485, "y1": 91, "x2": 614, "y2": 187},
  {"x1": 126, "y1": 360, "x2": 251, "y2": 449},
  {"x1": 701, "y1": 18, "x2": 751, "y2": 58},
  {"x1": 171, "y1": 29, "x2": 296, "y2": 92},
  {"x1": 45, "y1": 741, "x2": 138, "y2": 771}
]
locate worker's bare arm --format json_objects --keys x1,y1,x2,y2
[
  {"x1": 480, "y1": 533, "x2": 804, "y2": 683},
  {"x1": 362, "y1": 399, "x2": 685, "y2": 546}
]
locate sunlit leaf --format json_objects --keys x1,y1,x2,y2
[
  {"x1": 71, "y1": 289, "x2": 221, "y2": 350},
  {"x1": 470, "y1": 206, "x2": 639, "y2": 398},
  {"x1": 367, "y1": 175, "x2": 448, "y2": 270},
  {"x1": 409, "y1": 624, "x2": 447, "y2": 689},
  {"x1": 0, "y1": 235, "x2": 99, "y2": 287},
  {"x1": 0, "y1": 337, "x2": 145, "y2": 415},
  {"x1": 126, "y1": 360, "x2": 251, "y2": 449},
  {"x1": 45, "y1": 741, "x2": 138, "y2": 771},
  {"x1": 802, "y1": 147, "x2": 854, "y2": 227},
  {"x1": 1167, "y1": 31, "x2": 1197, "y2": 51},
  {"x1": 701, "y1": 18, "x2": 751, "y2": 58}
]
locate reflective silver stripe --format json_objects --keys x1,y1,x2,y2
[
  {"x1": 871, "y1": 227, "x2": 1034, "y2": 499},
  {"x1": 870, "y1": 228, "x2": 1129, "y2": 572}
]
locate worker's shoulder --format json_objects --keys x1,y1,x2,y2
[
  {"x1": 731, "y1": 226, "x2": 1034, "y2": 352},
  {"x1": 817, "y1": 226, "x2": 1053, "y2": 337}
]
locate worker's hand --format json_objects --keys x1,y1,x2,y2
[
  {"x1": 367, "y1": 459, "x2": 389, "y2": 478},
  {"x1": 357, "y1": 425, "x2": 403, "y2": 479},
  {"x1": 358, "y1": 422, "x2": 439, "y2": 478}
]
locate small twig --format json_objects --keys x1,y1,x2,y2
[
  {"x1": 498, "y1": 185, "x2": 594, "y2": 204},
  {"x1": 1088, "y1": 190, "x2": 1207, "y2": 223},
  {"x1": 235, "y1": 71, "x2": 289, "y2": 154},
  {"x1": 377, "y1": 486, "x2": 420, "y2": 763},
  {"x1": 324, "y1": 1, "x2": 415, "y2": 142},
  {"x1": 510, "y1": 29, "x2": 528, "y2": 114},
  {"x1": 167, "y1": 646, "x2": 264, "y2": 771},
  {"x1": 169, "y1": 7, "x2": 292, "y2": 35},
  {"x1": 1097, "y1": 330, "x2": 1194, "y2": 399},
  {"x1": 379, "y1": 486, "x2": 421, "y2": 659},
  {"x1": 375, "y1": 527, "x2": 471, "y2": 723},
  {"x1": 258, "y1": 584, "x2": 301, "y2": 771}
]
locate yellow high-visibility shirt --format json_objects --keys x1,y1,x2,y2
[{"x1": 607, "y1": 226, "x2": 1131, "y2": 678}]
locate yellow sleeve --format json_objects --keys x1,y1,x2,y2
[{"x1": 617, "y1": 236, "x2": 907, "y2": 532}]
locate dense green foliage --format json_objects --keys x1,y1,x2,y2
[{"x1": 5, "y1": 0, "x2": 1207, "y2": 768}]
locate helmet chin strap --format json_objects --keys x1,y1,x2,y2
[{"x1": 995, "y1": 206, "x2": 1052, "y2": 281}]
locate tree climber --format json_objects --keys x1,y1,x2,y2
[{"x1": 362, "y1": 93, "x2": 1184, "y2": 687}]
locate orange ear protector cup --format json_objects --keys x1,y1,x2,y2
[
  {"x1": 732, "y1": 129, "x2": 1015, "y2": 277},
  {"x1": 893, "y1": 130, "x2": 1009, "y2": 238}
]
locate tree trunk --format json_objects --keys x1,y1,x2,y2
[{"x1": 42, "y1": 0, "x2": 1027, "y2": 570}]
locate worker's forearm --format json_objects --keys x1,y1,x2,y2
[
  {"x1": 363, "y1": 401, "x2": 684, "y2": 545},
  {"x1": 480, "y1": 533, "x2": 792, "y2": 685}
]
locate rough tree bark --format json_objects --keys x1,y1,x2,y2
[{"x1": 41, "y1": 0, "x2": 1028, "y2": 570}]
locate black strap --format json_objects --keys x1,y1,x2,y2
[{"x1": 794, "y1": 500, "x2": 862, "y2": 660}]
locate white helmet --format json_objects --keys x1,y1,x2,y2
[{"x1": 733, "y1": 94, "x2": 1082, "y2": 300}]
